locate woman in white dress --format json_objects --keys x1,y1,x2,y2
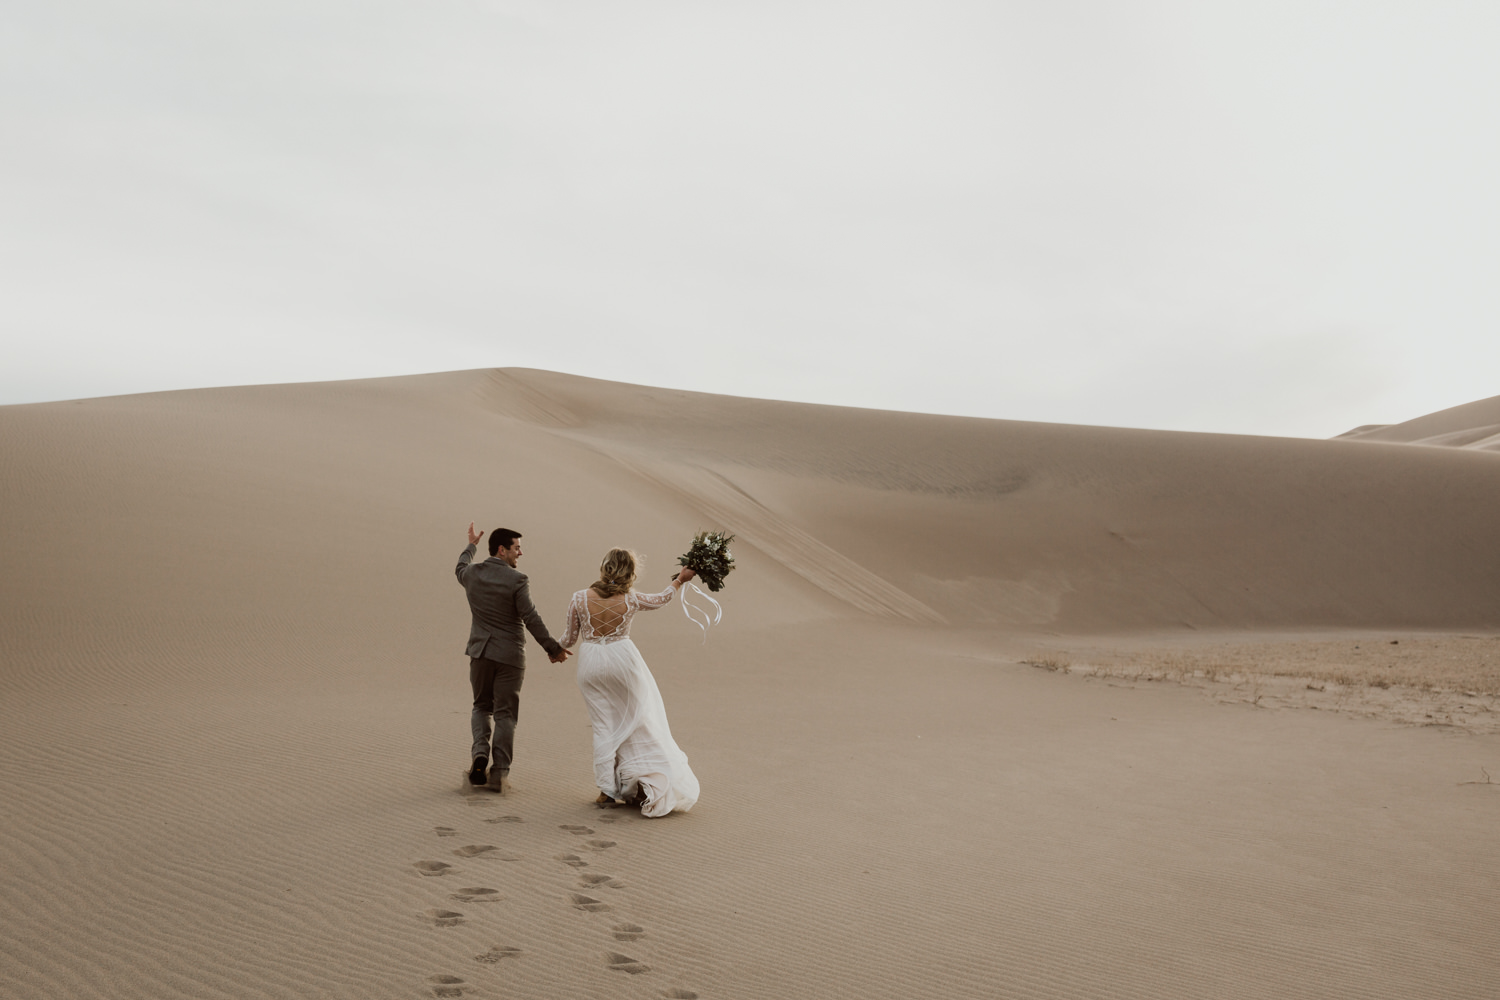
[{"x1": 559, "y1": 549, "x2": 700, "y2": 817}]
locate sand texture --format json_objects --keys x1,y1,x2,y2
[{"x1": 2, "y1": 368, "x2": 1498, "y2": 999}]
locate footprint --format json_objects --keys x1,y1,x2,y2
[
  {"x1": 661, "y1": 991, "x2": 699, "y2": 999},
  {"x1": 583, "y1": 839, "x2": 617, "y2": 851},
  {"x1": 434, "y1": 826, "x2": 459, "y2": 837},
  {"x1": 612, "y1": 922, "x2": 646, "y2": 942},
  {"x1": 606, "y1": 952, "x2": 650, "y2": 974},
  {"x1": 474, "y1": 945, "x2": 523, "y2": 964},
  {"x1": 414, "y1": 861, "x2": 454, "y2": 876},
  {"x1": 578, "y1": 874, "x2": 628, "y2": 890},
  {"x1": 422, "y1": 909, "x2": 466, "y2": 927},
  {"x1": 428, "y1": 974, "x2": 466, "y2": 997},
  {"x1": 453, "y1": 844, "x2": 496, "y2": 857},
  {"x1": 453, "y1": 845, "x2": 521, "y2": 860},
  {"x1": 560, "y1": 825, "x2": 594, "y2": 834},
  {"x1": 554, "y1": 853, "x2": 589, "y2": 868},
  {"x1": 570, "y1": 893, "x2": 611, "y2": 912},
  {"x1": 484, "y1": 815, "x2": 524, "y2": 824},
  {"x1": 450, "y1": 887, "x2": 502, "y2": 903}
]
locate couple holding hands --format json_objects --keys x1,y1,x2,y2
[{"x1": 455, "y1": 523, "x2": 700, "y2": 818}]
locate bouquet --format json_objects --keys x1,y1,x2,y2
[
  {"x1": 676, "y1": 530, "x2": 735, "y2": 592},
  {"x1": 674, "y1": 530, "x2": 733, "y2": 639}
]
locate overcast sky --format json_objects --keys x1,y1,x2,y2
[{"x1": 3, "y1": 1, "x2": 1497, "y2": 437}]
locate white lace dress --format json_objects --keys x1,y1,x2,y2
[{"x1": 560, "y1": 585, "x2": 699, "y2": 817}]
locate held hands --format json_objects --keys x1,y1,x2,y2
[
  {"x1": 549, "y1": 648, "x2": 573, "y2": 664},
  {"x1": 467, "y1": 522, "x2": 484, "y2": 547}
]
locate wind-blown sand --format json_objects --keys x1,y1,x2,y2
[{"x1": 2, "y1": 368, "x2": 1497, "y2": 999}]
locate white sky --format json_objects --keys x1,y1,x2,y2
[{"x1": 3, "y1": 0, "x2": 1498, "y2": 437}]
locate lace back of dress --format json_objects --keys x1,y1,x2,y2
[{"x1": 587, "y1": 593, "x2": 633, "y2": 640}]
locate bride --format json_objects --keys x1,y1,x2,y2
[{"x1": 559, "y1": 548, "x2": 700, "y2": 817}]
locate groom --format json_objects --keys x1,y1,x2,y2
[{"x1": 456, "y1": 522, "x2": 570, "y2": 791}]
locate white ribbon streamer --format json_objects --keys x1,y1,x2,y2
[{"x1": 679, "y1": 580, "x2": 722, "y2": 640}]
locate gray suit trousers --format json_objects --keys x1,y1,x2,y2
[{"x1": 470, "y1": 657, "x2": 524, "y2": 772}]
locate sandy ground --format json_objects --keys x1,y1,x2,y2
[{"x1": 2, "y1": 369, "x2": 1498, "y2": 999}]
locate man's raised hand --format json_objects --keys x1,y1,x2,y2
[{"x1": 467, "y1": 522, "x2": 484, "y2": 547}]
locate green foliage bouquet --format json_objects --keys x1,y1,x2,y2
[{"x1": 676, "y1": 530, "x2": 736, "y2": 592}]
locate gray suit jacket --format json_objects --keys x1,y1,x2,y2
[{"x1": 455, "y1": 544, "x2": 563, "y2": 667}]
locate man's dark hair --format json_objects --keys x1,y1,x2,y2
[{"x1": 489, "y1": 528, "x2": 522, "y2": 557}]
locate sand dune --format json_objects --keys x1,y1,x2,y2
[
  {"x1": 1335, "y1": 392, "x2": 1500, "y2": 450},
  {"x1": 491, "y1": 368, "x2": 1500, "y2": 631},
  {"x1": 2, "y1": 369, "x2": 1497, "y2": 1000}
]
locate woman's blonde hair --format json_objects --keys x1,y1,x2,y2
[{"x1": 591, "y1": 548, "x2": 638, "y2": 597}]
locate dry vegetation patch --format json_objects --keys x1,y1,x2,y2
[{"x1": 1023, "y1": 634, "x2": 1500, "y2": 733}]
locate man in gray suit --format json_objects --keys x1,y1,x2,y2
[{"x1": 456, "y1": 522, "x2": 570, "y2": 790}]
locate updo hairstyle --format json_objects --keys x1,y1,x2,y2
[{"x1": 591, "y1": 548, "x2": 638, "y2": 598}]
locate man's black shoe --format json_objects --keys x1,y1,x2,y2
[{"x1": 468, "y1": 756, "x2": 489, "y2": 785}]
